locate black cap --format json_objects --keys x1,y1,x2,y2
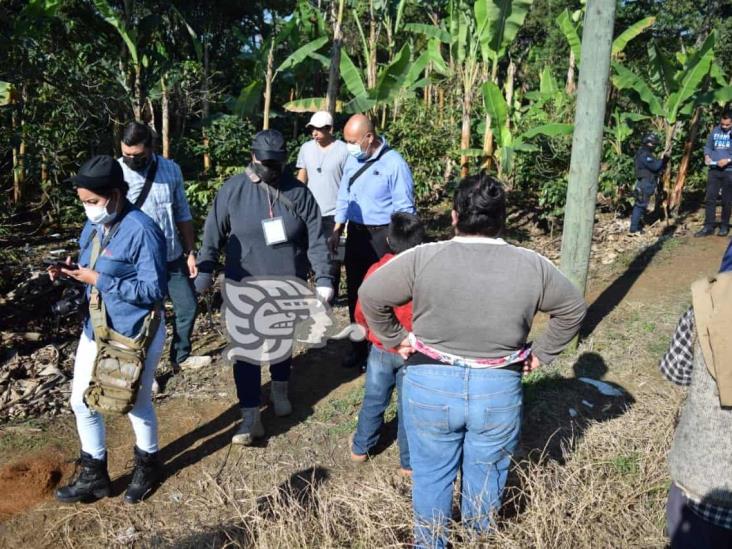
[
  {"x1": 251, "y1": 130, "x2": 287, "y2": 162},
  {"x1": 643, "y1": 133, "x2": 660, "y2": 147},
  {"x1": 67, "y1": 155, "x2": 125, "y2": 190}
]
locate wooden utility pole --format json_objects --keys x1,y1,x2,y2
[{"x1": 559, "y1": 0, "x2": 616, "y2": 294}]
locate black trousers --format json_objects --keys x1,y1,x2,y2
[
  {"x1": 321, "y1": 215, "x2": 342, "y2": 296},
  {"x1": 345, "y1": 222, "x2": 390, "y2": 325},
  {"x1": 703, "y1": 170, "x2": 732, "y2": 230}
]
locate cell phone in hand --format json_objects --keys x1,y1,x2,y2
[{"x1": 44, "y1": 259, "x2": 80, "y2": 271}]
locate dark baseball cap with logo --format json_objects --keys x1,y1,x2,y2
[
  {"x1": 251, "y1": 129, "x2": 287, "y2": 162},
  {"x1": 67, "y1": 155, "x2": 126, "y2": 191}
]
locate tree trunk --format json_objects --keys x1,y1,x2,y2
[
  {"x1": 146, "y1": 97, "x2": 156, "y2": 132},
  {"x1": 505, "y1": 60, "x2": 516, "y2": 129},
  {"x1": 559, "y1": 0, "x2": 616, "y2": 297},
  {"x1": 12, "y1": 85, "x2": 27, "y2": 204},
  {"x1": 669, "y1": 108, "x2": 702, "y2": 211},
  {"x1": 326, "y1": 0, "x2": 345, "y2": 118},
  {"x1": 482, "y1": 64, "x2": 499, "y2": 173},
  {"x1": 202, "y1": 37, "x2": 211, "y2": 172},
  {"x1": 460, "y1": 96, "x2": 472, "y2": 178},
  {"x1": 133, "y1": 63, "x2": 143, "y2": 120},
  {"x1": 161, "y1": 76, "x2": 170, "y2": 158},
  {"x1": 659, "y1": 121, "x2": 679, "y2": 219},
  {"x1": 263, "y1": 36, "x2": 276, "y2": 130},
  {"x1": 566, "y1": 49, "x2": 576, "y2": 95},
  {"x1": 367, "y1": 2, "x2": 377, "y2": 89}
]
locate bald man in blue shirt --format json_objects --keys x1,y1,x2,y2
[{"x1": 329, "y1": 114, "x2": 416, "y2": 368}]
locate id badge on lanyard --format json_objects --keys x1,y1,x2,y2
[
  {"x1": 262, "y1": 217, "x2": 287, "y2": 245},
  {"x1": 262, "y1": 184, "x2": 288, "y2": 246}
]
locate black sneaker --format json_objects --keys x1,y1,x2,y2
[
  {"x1": 694, "y1": 228, "x2": 715, "y2": 238},
  {"x1": 719, "y1": 227, "x2": 729, "y2": 237}
]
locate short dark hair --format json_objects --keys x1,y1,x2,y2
[
  {"x1": 721, "y1": 109, "x2": 732, "y2": 121},
  {"x1": 387, "y1": 212, "x2": 426, "y2": 254},
  {"x1": 452, "y1": 172, "x2": 506, "y2": 237},
  {"x1": 122, "y1": 121, "x2": 154, "y2": 148}
]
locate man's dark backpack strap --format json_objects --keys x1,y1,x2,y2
[
  {"x1": 133, "y1": 157, "x2": 159, "y2": 208},
  {"x1": 347, "y1": 144, "x2": 390, "y2": 191}
]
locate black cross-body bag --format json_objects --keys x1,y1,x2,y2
[
  {"x1": 133, "y1": 158, "x2": 159, "y2": 208},
  {"x1": 347, "y1": 144, "x2": 390, "y2": 191}
]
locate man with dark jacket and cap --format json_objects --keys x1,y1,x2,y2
[
  {"x1": 696, "y1": 110, "x2": 732, "y2": 237},
  {"x1": 630, "y1": 133, "x2": 668, "y2": 234},
  {"x1": 195, "y1": 129, "x2": 333, "y2": 445}
]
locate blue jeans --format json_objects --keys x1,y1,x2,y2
[
  {"x1": 403, "y1": 364, "x2": 523, "y2": 549},
  {"x1": 166, "y1": 255, "x2": 198, "y2": 365},
  {"x1": 352, "y1": 346, "x2": 409, "y2": 469}
]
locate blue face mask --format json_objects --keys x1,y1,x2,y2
[{"x1": 347, "y1": 136, "x2": 369, "y2": 160}]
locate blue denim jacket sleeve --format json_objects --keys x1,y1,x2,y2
[
  {"x1": 95, "y1": 223, "x2": 167, "y2": 306},
  {"x1": 721, "y1": 239, "x2": 732, "y2": 273},
  {"x1": 171, "y1": 164, "x2": 193, "y2": 223},
  {"x1": 389, "y1": 152, "x2": 416, "y2": 214}
]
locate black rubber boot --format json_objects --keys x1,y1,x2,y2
[
  {"x1": 124, "y1": 446, "x2": 162, "y2": 504},
  {"x1": 55, "y1": 451, "x2": 111, "y2": 503}
]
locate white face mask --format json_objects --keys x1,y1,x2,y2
[
  {"x1": 347, "y1": 135, "x2": 369, "y2": 160},
  {"x1": 83, "y1": 198, "x2": 117, "y2": 225}
]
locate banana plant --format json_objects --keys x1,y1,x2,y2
[
  {"x1": 283, "y1": 43, "x2": 428, "y2": 115},
  {"x1": 480, "y1": 81, "x2": 573, "y2": 177},
  {"x1": 611, "y1": 32, "x2": 732, "y2": 209},
  {"x1": 474, "y1": 0, "x2": 534, "y2": 168},
  {"x1": 231, "y1": 7, "x2": 329, "y2": 128},
  {"x1": 557, "y1": 9, "x2": 655, "y2": 93}
]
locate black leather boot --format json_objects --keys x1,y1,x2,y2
[
  {"x1": 55, "y1": 451, "x2": 111, "y2": 503},
  {"x1": 124, "y1": 446, "x2": 162, "y2": 504}
]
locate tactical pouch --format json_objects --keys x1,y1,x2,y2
[
  {"x1": 83, "y1": 231, "x2": 161, "y2": 415},
  {"x1": 84, "y1": 306, "x2": 159, "y2": 415}
]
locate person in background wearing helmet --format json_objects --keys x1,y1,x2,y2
[
  {"x1": 194, "y1": 130, "x2": 333, "y2": 445},
  {"x1": 696, "y1": 110, "x2": 732, "y2": 237},
  {"x1": 296, "y1": 111, "x2": 350, "y2": 300},
  {"x1": 630, "y1": 133, "x2": 668, "y2": 234}
]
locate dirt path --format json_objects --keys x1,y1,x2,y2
[{"x1": 0, "y1": 233, "x2": 728, "y2": 548}]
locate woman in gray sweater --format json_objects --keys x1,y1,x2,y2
[{"x1": 359, "y1": 173, "x2": 587, "y2": 548}]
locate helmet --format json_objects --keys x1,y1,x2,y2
[{"x1": 643, "y1": 133, "x2": 661, "y2": 147}]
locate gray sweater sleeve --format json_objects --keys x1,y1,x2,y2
[
  {"x1": 532, "y1": 257, "x2": 588, "y2": 364},
  {"x1": 196, "y1": 182, "x2": 232, "y2": 274},
  {"x1": 358, "y1": 250, "x2": 416, "y2": 348}
]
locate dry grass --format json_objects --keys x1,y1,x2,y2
[
  {"x1": 29, "y1": 371, "x2": 680, "y2": 549},
  {"x1": 6, "y1": 239, "x2": 712, "y2": 549}
]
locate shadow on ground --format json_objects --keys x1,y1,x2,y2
[{"x1": 160, "y1": 466, "x2": 331, "y2": 548}]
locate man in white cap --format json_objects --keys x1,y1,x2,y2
[{"x1": 296, "y1": 111, "x2": 350, "y2": 299}]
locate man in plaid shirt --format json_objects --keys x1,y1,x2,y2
[{"x1": 660, "y1": 260, "x2": 732, "y2": 547}]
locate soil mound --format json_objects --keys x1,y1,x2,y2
[{"x1": 0, "y1": 450, "x2": 69, "y2": 519}]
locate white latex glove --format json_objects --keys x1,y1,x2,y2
[{"x1": 316, "y1": 286, "x2": 334, "y2": 304}]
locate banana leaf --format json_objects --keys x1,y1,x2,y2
[
  {"x1": 556, "y1": 9, "x2": 581, "y2": 65},
  {"x1": 0, "y1": 81, "x2": 14, "y2": 106},
  {"x1": 540, "y1": 66, "x2": 558, "y2": 95},
  {"x1": 339, "y1": 50, "x2": 367, "y2": 99},
  {"x1": 475, "y1": 0, "x2": 534, "y2": 62},
  {"x1": 403, "y1": 22, "x2": 450, "y2": 43},
  {"x1": 611, "y1": 16, "x2": 655, "y2": 56},
  {"x1": 373, "y1": 44, "x2": 411, "y2": 103},
  {"x1": 519, "y1": 123, "x2": 573, "y2": 140},
  {"x1": 647, "y1": 41, "x2": 676, "y2": 97},
  {"x1": 232, "y1": 80, "x2": 262, "y2": 116},
  {"x1": 92, "y1": 0, "x2": 139, "y2": 66},
  {"x1": 275, "y1": 36, "x2": 329, "y2": 76},
  {"x1": 665, "y1": 33, "x2": 715, "y2": 123},
  {"x1": 612, "y1": 63, "x2": 664, "y2": 117},
  {"x1": 283, "y1": 97, "x2": 344, "y2": 113}
]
